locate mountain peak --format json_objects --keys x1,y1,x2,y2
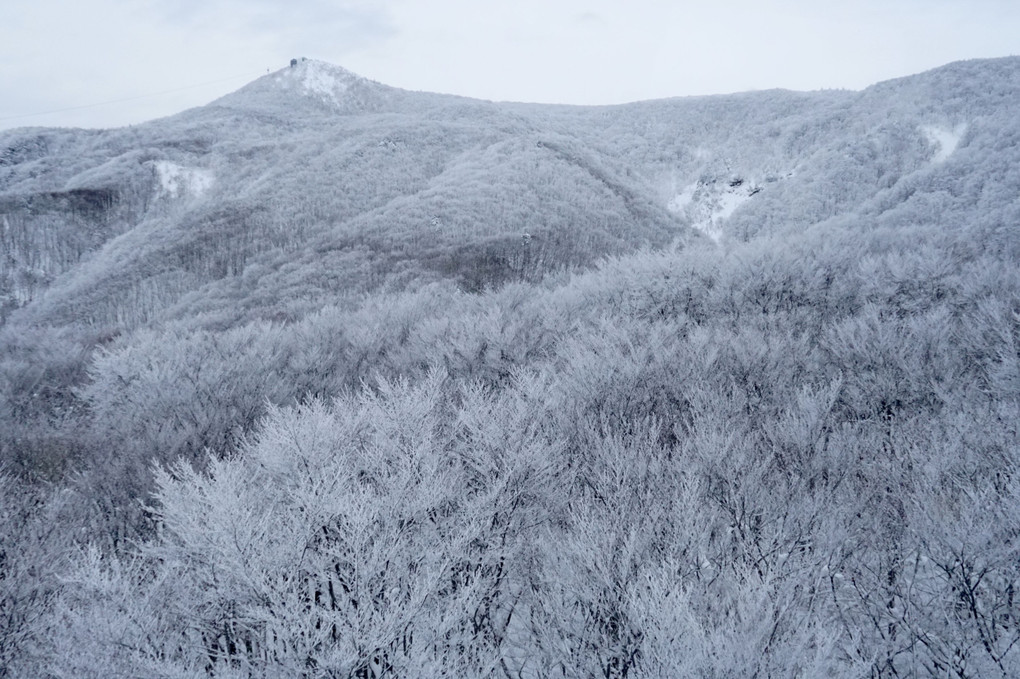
[
  {"x1": 209, "y1": 58, "x2": 388, "y2": 117},
  {"x1": 277, "y1": 58, "x2": 364, "y2": 107}
]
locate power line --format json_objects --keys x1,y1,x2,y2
[{"x1": 0, "y1": 70, "x2": 268, "y2": 124}]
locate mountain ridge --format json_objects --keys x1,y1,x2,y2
[{"x1": 3, "y1": 56, "x2": 1017, "y2": 329}]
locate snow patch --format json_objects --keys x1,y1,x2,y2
[
  {"x1": 667, "y1": 175, "x2": 763, "y2": 242},
  {"x1": 302, "y1": 64, "x2": 349, "y2": 106},
  {"x1": 715, "y1": 190, "x2": 751, "y2": 221},
  {"x1": 155, "y1": 161, "x2": 214, "y2": 199},
  {"x1": 276, "y1": 59, "x2": 358, "y2": 108},
  {"x1": 921, "y1": 124, "x2": 966, "y2": 163},
  {"x1": 667, "y1": 183, "x2": 697, "y2": 212}
]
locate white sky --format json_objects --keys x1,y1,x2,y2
[{"x1": 1, "y1": 0, "x2": 1018, "y2": 131}]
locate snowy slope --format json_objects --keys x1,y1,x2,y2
[{"x1": 1, "y1": 57, "x2": 1018, "y2": 326}]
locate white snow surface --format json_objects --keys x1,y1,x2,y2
[
  {"x1": 668, "y1": 176, "x2": 763, "y2": 242},
  {"x1": 302, "y1": 63, "x2": 350, "y2": 106},
  {"x1": 715, "y1": 190, "x2": 751, "y2": 221},
  {"x1": 275, "y1": 59, "x2": 357, "y2": 108},
  {"x1": 155, "y1": 161, "x2": 214, "y2": 199},
  {"x1": 666, "y1": 183, "x2": 697, "y2": 213},
  {"x1": 921, "y1": 124, "x2": 966, "y2": 163}
]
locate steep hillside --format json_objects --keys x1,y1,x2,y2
[
  {"x1": 2, "y1": 57, "x2": 1020, "y2": 677},
  {"x1": 6, "y1": 58, "x2": 1016, "y2": 329},
  {"x1": 0, "y1": 60, "x2": 678, "y2": 331}
]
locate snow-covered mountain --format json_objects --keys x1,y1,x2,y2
[
  {"x1": 4, "y1": 57, "x2": 1017, "y2": 330},
  {"x1": 4, "y1": 55, "x2": 1020, "y2": 678}
]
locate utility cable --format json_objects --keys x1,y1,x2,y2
[{"x1": 0, "y1": 70, "x2": 269, "y2": 124}]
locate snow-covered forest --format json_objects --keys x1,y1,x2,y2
[{"x1": 2, "y1": 57, "x2": 1020, "y2": 677}]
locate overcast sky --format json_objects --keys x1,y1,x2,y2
[{"x1": 2, "y1": 0, "x2": 1019, "y2": 131}]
